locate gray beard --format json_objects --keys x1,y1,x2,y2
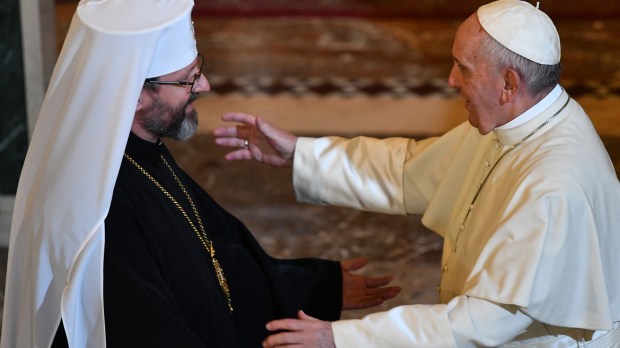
[
  {"x1": 173, "y1": 114, "x2": 198, "y2": 141},
  {"x1": 139, "y1": 93, "x2": 199, "y2": 141}
]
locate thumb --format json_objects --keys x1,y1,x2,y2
[
  {"x1": 256, "y1": 116, "x2": 275, "y2": 136},
  {"x1": 297, "y1": 310, "x2": 319, "y2": 321}
]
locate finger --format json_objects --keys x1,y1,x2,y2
[
  {"x1": 255, "y1": 116, "x2": 280, "y2": 139},
  {"x1": 262, "y1": 331, "x2": 305, "y2": 347},
  {"x1": 214, "y1": 137, "x2": 243, "y2": 148},
  {"x1": 340, "y1": 257, "x2": 368, "y2": 271},
  {"x1": 359, "y1": 297, "x2": 385, "y2": 308},
  {"x1": 380, "y1": 289, "x2": 401, "y2": 300},
  {"x1": 365, "y1": 284, "x2": 402, "y2": 296},
  {"x1": 221, "y1": 112, "x2": 257, "y2": 126},
  {"x1": 377, "y1": 288, "x2": 402, "y2": 300},
  {"x1": 224, "y1": 149, "x2": 252, "y2": 161},
  {"x1": 365, "y1": 275, "x2": 395, "y2": 287},
  {"x1": 266, "y1": 318, "x2": 313, "y2": 332},
  {"x1": 212, "y1": 126, "x2": 240, "y2": 137}
]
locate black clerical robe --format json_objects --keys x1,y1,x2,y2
[{"x1": 53, "y1": 133, "x2": 342, "y2": 347}]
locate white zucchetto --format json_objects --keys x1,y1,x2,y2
[{"x1": 478, "y1": 0, "x2": 561, "y2": 65}]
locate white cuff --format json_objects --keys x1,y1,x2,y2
[{"x1": 332, "y1": 305, "x2": 456, "y2": 348}]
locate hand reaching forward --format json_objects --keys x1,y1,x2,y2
[
  {"x1": 263, "y1": 310, "x2": 335, "y2": 348},
  {"x1": 341, "y1": 258, "x2": 401, "y2": 310},
  {"x1": 213, "y1": 112, "x2": 297, "y2": 167}
]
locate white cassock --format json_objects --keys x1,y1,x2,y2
[{"x1": 293, "y1": 86, "x2": 620, "y2": 347}]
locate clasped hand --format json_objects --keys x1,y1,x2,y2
[{"x1": 263, "y1": 258, "x2": 401, "y2": 347}]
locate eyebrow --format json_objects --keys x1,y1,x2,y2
[
  {"x1": 453, "y1": 57, "x2": 470, "y2": 72},
  {"x1": 188, "y1": 59, "x2": 201, "y2": 78}
]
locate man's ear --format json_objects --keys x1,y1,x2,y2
[
  {"x1": 500, "y1": 68, "x2": 521, "y2": 104},
  {"x1": 136, "y1": 88, "x2": 150, "y2": 112}
]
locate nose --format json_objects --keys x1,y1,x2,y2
[
  {"x1": 447, "y1": 65, "x2": 459, "y2": 88},
  {"x1": 194, "y1": 73, "x2": 210, "y2": 93}
]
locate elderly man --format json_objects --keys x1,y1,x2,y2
[
  {"x1": 214, "y1": 0, "x2": 620, "y2": 346},
  {"x1": 1, "y1": 1, "x2": 400, "y2": 347}
]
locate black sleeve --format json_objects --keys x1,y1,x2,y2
[
  {"x1": 184, "y1": 172, "x2": 344, "y2": 323},
  {"x1": 179, "y1": 172, "x2": 343, "y2": 347},
  {"x1": 268, "y1": 256, "x2": 343, "y2": 320},
  {"x1": 216, "y1": 207, "x2": 343, "y2": 321},
  {"x1": 217, "y1": 216, "x2": 342, "y2": 347}
]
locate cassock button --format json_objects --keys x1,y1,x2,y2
[
  {"x1": 443, "y1": 265, "x2": 448, "y2": 273},
  {"x1": 485, "y1": 160, "x2": 491, "y2": 168}
]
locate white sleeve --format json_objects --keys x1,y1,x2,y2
[
  {"x1": 332, "y1": 296, "x2": 532, "y2": 348},
  {"x1": 447, "y1": 296, "x2": 532, "y2": 347},
  {"x1": 332, "y1": 304, "x2": 456, "y2": 348},
  {"x1": 293, "y1": 136, "x2": 410, "y2": 215}
]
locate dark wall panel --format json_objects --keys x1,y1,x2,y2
[{"x1": 0, "y1": 0, "x2": 29, "y2": 195}]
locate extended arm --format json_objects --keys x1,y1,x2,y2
[
  {"x1": 214, "y1": 113, "x2": 435, "y2": 215},
  {"x1": 263, "y1": 296, "x2": 533, "y2": 348}
]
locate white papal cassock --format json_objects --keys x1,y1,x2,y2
[{"x1": 293, "y1": 86, "x2": 620, "y2": 347}]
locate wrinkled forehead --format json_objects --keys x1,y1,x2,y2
[{"x1": 452, "y1": 14, "x2": 486, "y2": 56}]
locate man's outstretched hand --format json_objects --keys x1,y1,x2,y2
[
  {"x1": 341, "y1": 257, "x2": 401, "y2": 310},
  {"x1": 213, "y1": 112, "x2": 297, "y2": 167}
]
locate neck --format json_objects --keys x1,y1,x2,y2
[
  {"x1": 499, "y1": 89, "x2": 552, "y2": 128},
  {"x1": 130, "y1": 122, "x2": 159, "y2": 143}
]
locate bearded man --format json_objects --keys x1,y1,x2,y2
[{"x1": 1, "y1": 1, "x2": 399, "y2": 347}]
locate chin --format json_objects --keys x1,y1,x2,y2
[
  {"x1": 468, "y1": 116, "x2": 490, "y2": 135},
  {"x1": 467, "y1": 113, "x2": 478, "y2": 128},
  {"x1": 476, "y1": 127, "x2": 492, "y2": 135}
]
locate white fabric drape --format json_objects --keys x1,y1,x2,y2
[{"x1": 1, "y1": 1, "x2": 196, "y2": 347}]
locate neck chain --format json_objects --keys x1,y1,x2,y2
[
  {"x1": 453, "y1": 94, "x2": 570, "y2": 252},
  {"x1": 124, "y1": 153, "x2": 233, "y2": 312}
]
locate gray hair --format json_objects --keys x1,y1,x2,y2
[{"x1": 479, "y1": 33, "x2": 561, "y2": 97}]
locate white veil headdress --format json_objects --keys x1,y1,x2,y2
[{"x1": 1, "y1": 0, "x2": 197, "y2": 346}]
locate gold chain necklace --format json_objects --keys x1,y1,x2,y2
[
  {"x1": 124, "y1": 153, "x2": 233, "y2": 312},
  {"x1": 453, "y1": 94, "x2": 570, "y2": 252}
]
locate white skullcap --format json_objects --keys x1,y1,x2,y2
[
  {"x1": 478, "y1": 0, "x2": 561, "y2": 65},
  {"x1": 78, "y1": 0, "x2": 197, "y2": 77}
]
